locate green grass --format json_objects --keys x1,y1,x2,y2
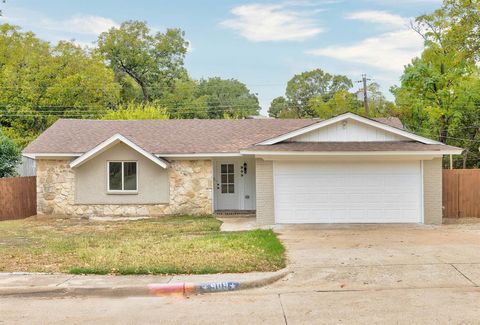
[{"x1": 0, "y1": 215, "x2": 285, "y2": 275}]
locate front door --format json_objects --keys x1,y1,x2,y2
[{"x1": 214, "y1": 161, "x2": 240, "y2": 210}]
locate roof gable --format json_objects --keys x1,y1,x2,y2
[
  {"x1": 290, "y1": 118, "x2": 408, "y2": 142},
  {"x1": 70, "y1": 134, "x2": 169, "y2": 169},
  {"x1": 257, "y1": 113, "x2": 442, "y2": 145}
]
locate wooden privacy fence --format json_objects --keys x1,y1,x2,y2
[
  {"x1": 443, "y1": 169, "x2": 480, "y2": 218},
  {"x1": 0, "y1": 176, "x2": 36, "y2": 221}
]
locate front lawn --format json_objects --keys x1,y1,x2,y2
[{"x1": 0, "y1": 215, "x2": 285, "y2": 275}]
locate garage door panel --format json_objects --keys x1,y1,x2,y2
[{"x1": 274, "y1": 161, "x2": 422, "y2": 224}]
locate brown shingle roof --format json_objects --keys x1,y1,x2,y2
[
  {"x1": 22, "y1": 117, "x2": 406, "y2": 155},
  {"x1": 23, "y1": 119, "x2": 317, "y2": 154},
  {"x1": 372, "y1": 117, "x2": 404, "y2": 130},
  {"x1": 244, "y1": 141, "x2": 460, "y2": 152}
]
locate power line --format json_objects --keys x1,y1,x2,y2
[{"x1": 0, "y1": 103, "x2": 262, "y2": 109}]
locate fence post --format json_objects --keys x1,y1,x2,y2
[{"x1": 457, "y1": 172, "x2": 460, "y2": 218}]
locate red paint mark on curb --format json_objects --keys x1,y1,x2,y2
[{"x1": 148, "y1": 283, "x2": 196, "y2": 296}]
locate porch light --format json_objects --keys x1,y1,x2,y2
[{"x1": 241, "y1": 162, "x2": 247, "y2": 176}]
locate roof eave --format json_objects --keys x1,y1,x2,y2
[
  {"x1": 240, "y1": 149, "x2": 464, "y2": 156},
  {"x1": 70, "y1": 134, "x2": 169, "y2": 169}
]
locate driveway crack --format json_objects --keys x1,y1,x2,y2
[
  {"x1": 278, "y1": 293, "x2": 288, "y2": 325},
  {"x1": 450, "y1": 264, "x2": 478, "y2": 287}
]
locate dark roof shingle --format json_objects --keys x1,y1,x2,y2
[
  {"x1": 23, "y1": 119, "x2": 317, "y2": 154},
  {"x1": 22, "y1": 117, "x2": 407, "y2": 154}
]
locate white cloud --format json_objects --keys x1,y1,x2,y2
[
  {"x1": 34, "y1": 14, "x2": 118, "y2": 36},
  {"x1": 345, "y1": 10, "x2": 409, "y2": 28},
  {"x1": 0, "y1": 7, "x2": 118, "y2": 40},
  {"x1": 307, "y1": 29, "x2": 422, "y2": 73},
  {"x1": 64, "y1": 15, "x2": 118, "y2": 35},
  {"x1": 220, "y1": 3, "x2": 323, "y2": 42},
  {"x1": 307, "y1": 12, "x2": 423, "y2": 73}
]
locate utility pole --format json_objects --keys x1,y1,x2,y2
[{"x1": 356, "y1": 74, "x2": 371, "y2": 116}]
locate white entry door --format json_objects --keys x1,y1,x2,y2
[
  {"x1": 274, "y1": 161, "x2": 422, "y2": 224},
  {"x1": 215, "y1": 161, "x2": 240, "y2": 210}
]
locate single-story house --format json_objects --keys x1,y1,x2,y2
[{"x1": 23, "y1": 112, "x2": 462, "y2": 225}]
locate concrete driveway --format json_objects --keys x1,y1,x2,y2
[
  {"x1": 271, "y1": 223, "x2": 480, "y2": 292},
  {"x1": 3, "y1": 223, "x2": 480, "y2": 324}
]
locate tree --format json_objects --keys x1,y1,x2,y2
[
  {"x1": 0, "y1": 129, "x2": 21, "y2": 178},
  {"x1": 157, "y1": 79, "x2": 209, "y2": 119},
  {"x1": 268, "y1": 96, "x2": 289, "y2": 118},
  {"x1": 102, "y1": 102, "x2": 169, "y2": 120},
  {"x1": 416, "y1": 0, "x2": 480, "y2": 63},
  {"x1": 0, "y1": 24, "x2": 120, "y2": 147},
  {"x1": 393, "y1": 0, "x2": 480, "y2": 168},
  {"x1": 97, "y1": 20, "x2": 188, "y2": 102},
  {"x1": 195, "y1": 78, "x2": 260, "y2": 118},
  {"x1": 285, "y1": 69, "x2": 353, "y2": 117},
  {"x1": 366, "y1": 83, "x2": 397, "y2": 117},
  {"x1": 308, "y1": 90, "x2": 362, "y2": 119}
]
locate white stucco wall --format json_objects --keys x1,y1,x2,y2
[{"x1": 75, "y1": 142, "x2": 169, "y2": 204}]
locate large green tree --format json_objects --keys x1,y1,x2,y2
[
  {"x1": 268, "y1": 96, "x2": 290, "y2": 118},
  {"x1": 308, "y1": 90, "x2": 361, "y2": 119},
  {"x1": 393, "y1": 0, "x2": 480, "y2": 168},
  {"x1": 194, "y1": 78, "x2": 260, "y2": 119},
  {"x1": 0, "y1": 24, "x2": 120, "y2": 146},
  {"x1": 157, "y1": 79, "x2": 209, "y2": 119},
  {"x1": 285, "y1": 69, "x2": 353, "y2": 117},
  {"x1": 309, "y1": 83, "x2": 395, "y2": 119},
  {"x1": 270, "y1": 69, "x2": 394, "y2": 119},
  {"x1": 416, "y1": 0, "x2": 480, "y2": 63},
  {"x1": 98, "y1": 20, "x2": 189, "y2": 102}
]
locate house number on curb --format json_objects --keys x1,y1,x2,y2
[{"x1": 197, "y1": 282, "x2": 240, "y2": 293}]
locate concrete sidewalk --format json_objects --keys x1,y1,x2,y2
[{"x1": 0, "y1": 269, "x2": 289, "y2": 297}]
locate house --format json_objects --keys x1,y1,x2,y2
[{"x1": 22, "y1": 112, "x2": 462, "y2": 225}]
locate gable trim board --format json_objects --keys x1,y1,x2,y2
[
  {"x1": 23, "y1": 153, "x2": 82, "y2": 159},
  {"x1": 257, "y1": 113, "x2": 443, "y2": 146},
  {"x1": 241, "y1": 151, "x2": 461, "y2": 157},
  {"x1": 70, "y1": 134, "x2": 169, "y2": 169}
]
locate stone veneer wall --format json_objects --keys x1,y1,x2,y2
[{"x1": 36, "y1": 159, "x2": 212, "y2": 217}]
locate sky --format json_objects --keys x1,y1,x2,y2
[{"x1": 0, "y1": 0, "x2": 442, "y2": 115}]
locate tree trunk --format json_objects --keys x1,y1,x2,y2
[
  {"x1": 439, "y1": 126, "x2": 448, "y2": 144},
  {"x1": 439, "y1": 115, "x2": 449, "y2": 144},
  {"x1": 139, "y1": 81, "x2": 149, "y2": 102},
  {"x1": 463, "y1": 148, "x2": 469, "y2": 169}
]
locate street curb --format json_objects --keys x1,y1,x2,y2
[{"x1": 0, "y1": 269, "x2": 291, "y2": 298}]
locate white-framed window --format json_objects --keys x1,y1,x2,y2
[
  {"x1": 107, "y1": 161, "x2": 138, "y2": 193},
  {"x1": 220, "y1": 163, "x2": 234, "y2": 194}
]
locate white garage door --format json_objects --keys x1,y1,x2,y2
[{"x1": 274, "y1": 161, "x2": 422, "y2": 223}]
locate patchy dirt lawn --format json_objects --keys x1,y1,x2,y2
[{"x1": 0, "y1": 215, "x2": 285, "y2": 275}]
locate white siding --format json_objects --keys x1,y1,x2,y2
[
  {"x1": 274, "y1": 160, "x2": 422, "y2": 224},
  {"x1": 291, "y1": 119, "x2": 407, "y2": 142}
]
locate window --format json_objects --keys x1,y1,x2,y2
[
  {"x1": 220, "y1": 164, "x2": 234, "y2": 194},
  {"x1": 108, "y1": 161, "x2": 137, "y2": 192}
]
